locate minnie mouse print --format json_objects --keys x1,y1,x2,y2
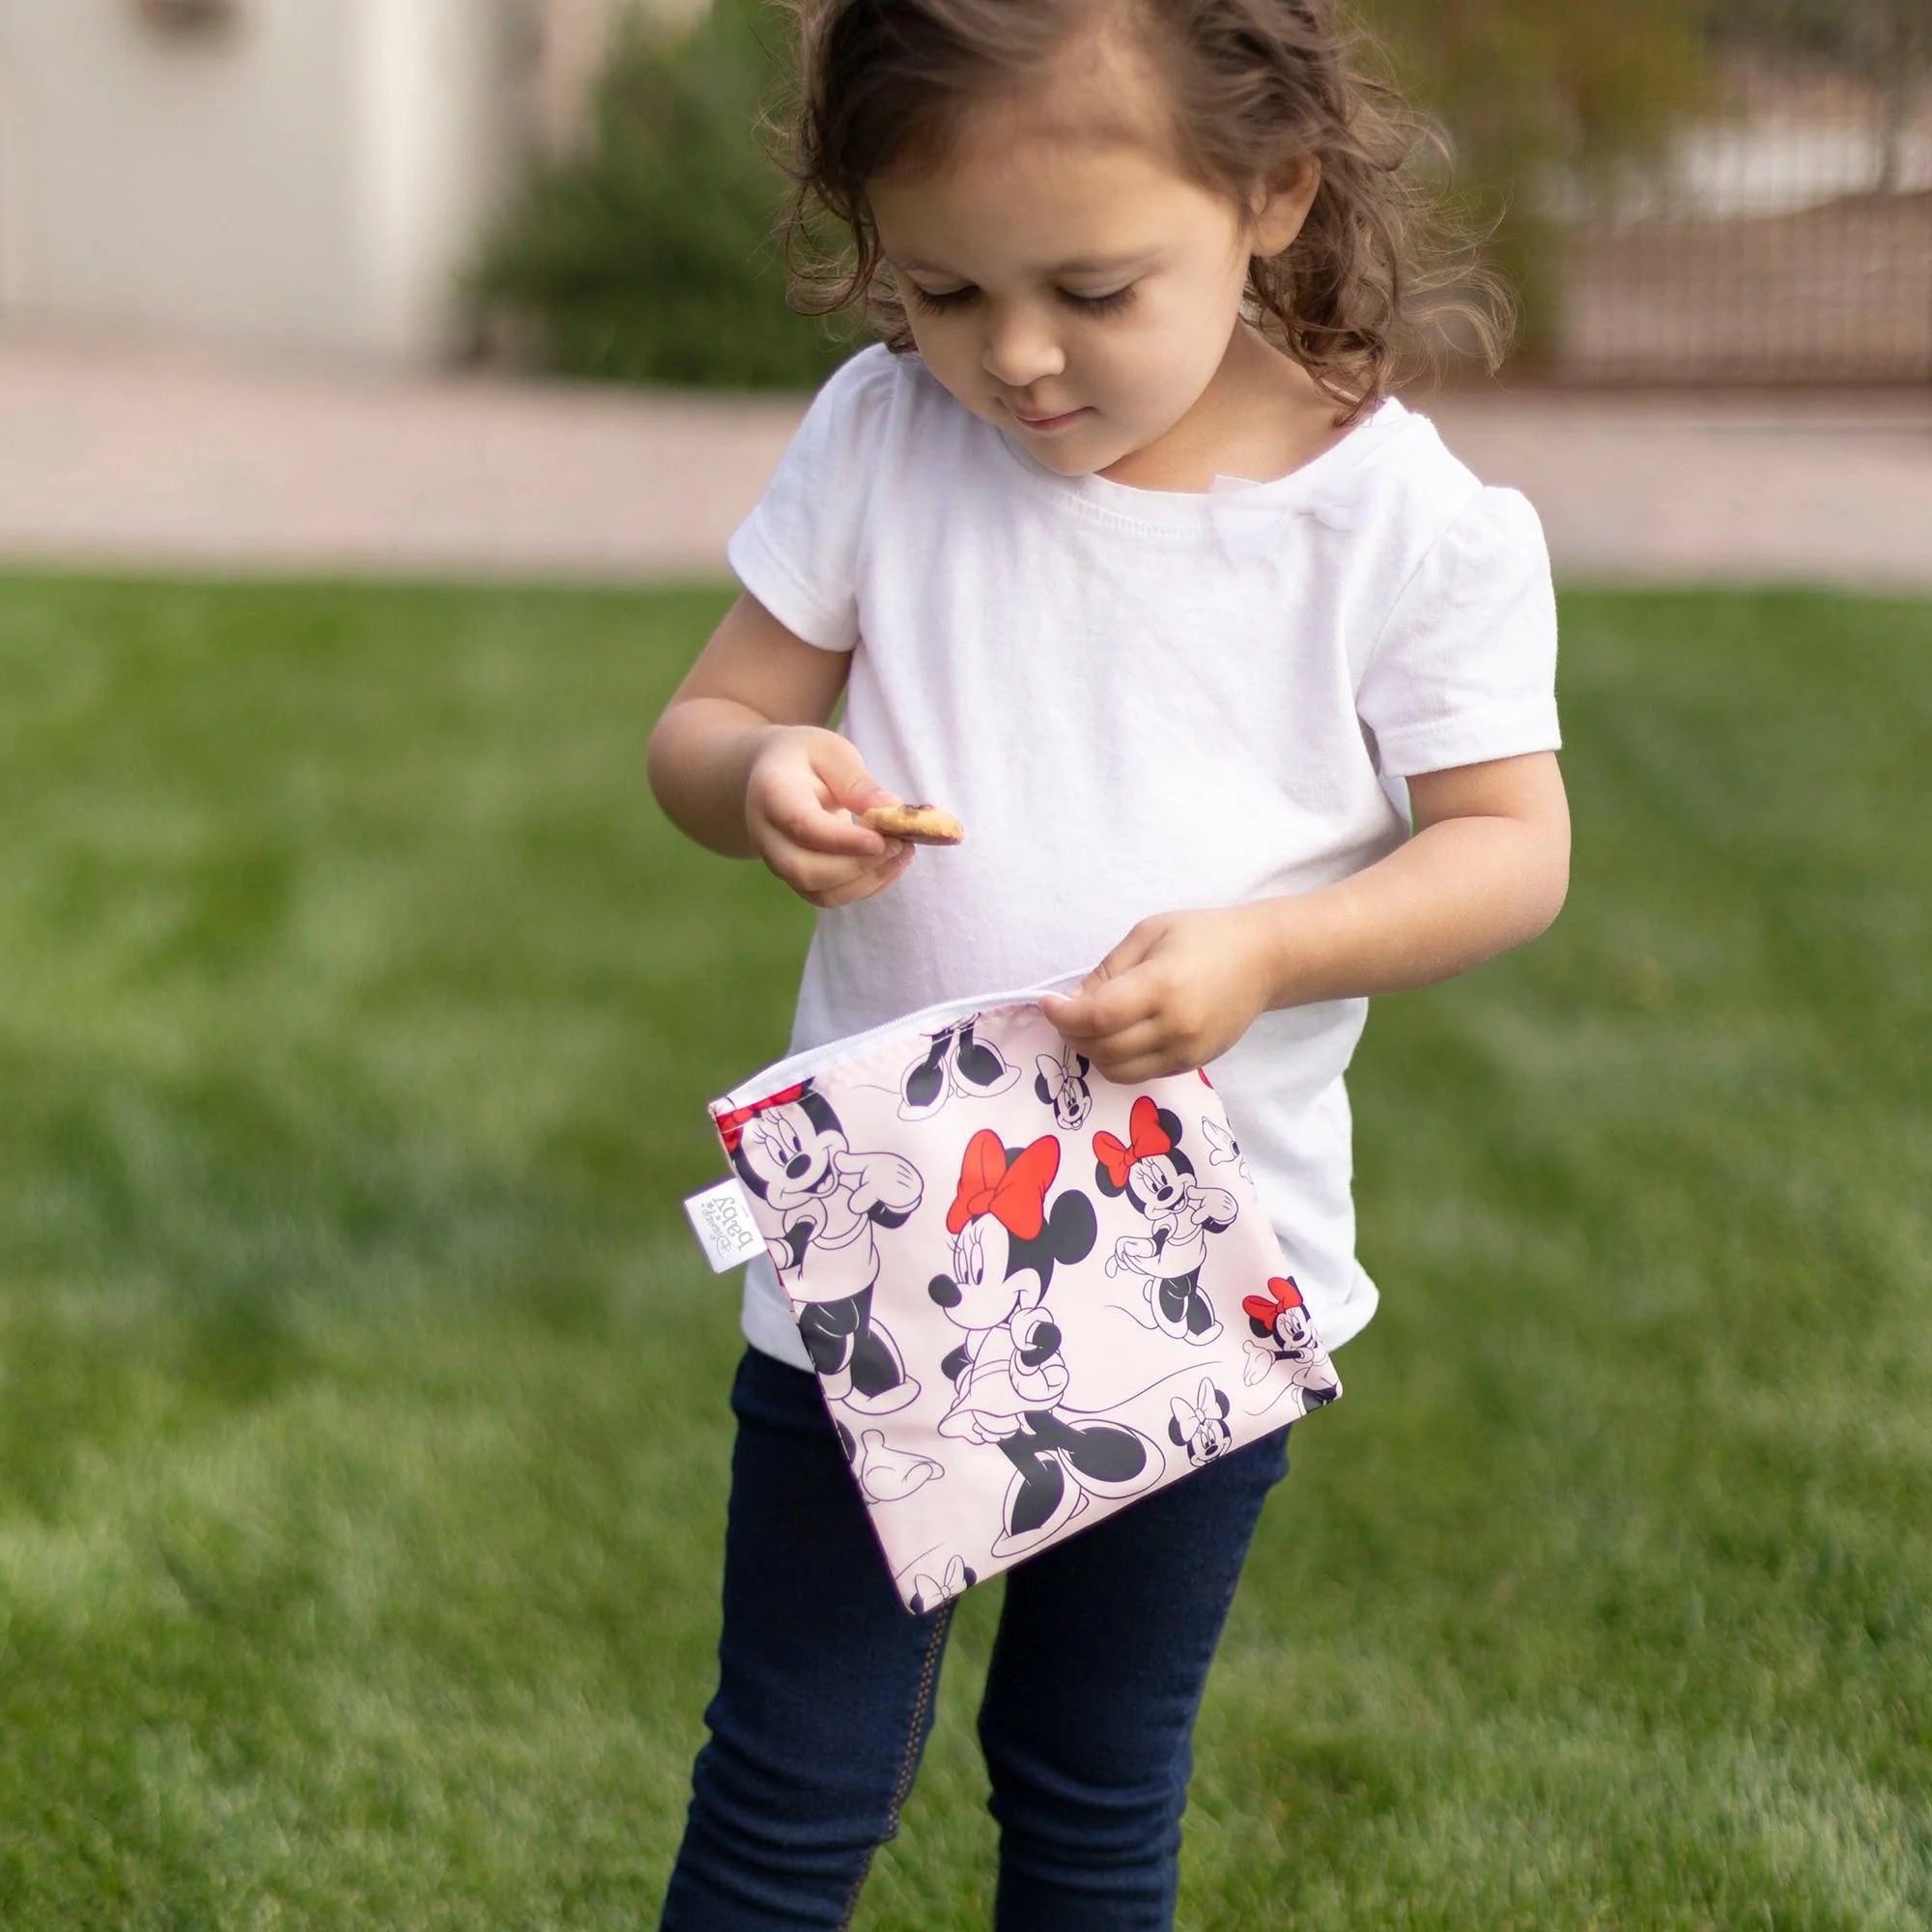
[{"x1": 1093, "y1": 1097, "x2": 1239, "y2": 1346}]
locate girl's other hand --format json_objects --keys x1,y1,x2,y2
[
  {"x1": 1040, "y1": 906, "x2": 1270, "y2": 1084},
  {"x1": 745, "y1": 724, "x2": 915, "y2": 908}
]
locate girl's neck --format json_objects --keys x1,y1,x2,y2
[{"x1": 1095, "y1": 326, "x2": 1353, "y2": 495}]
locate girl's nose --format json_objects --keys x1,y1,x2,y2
[
  {"x1": 786, "y1": 1153, "x2": 811, "y2": 1179},
  {"x1": 980, "y1": 304, "x2": 1065, "y2": 389}
]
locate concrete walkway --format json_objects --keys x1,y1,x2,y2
[{"x1": 1, "y1": 331, "x2": 1927, "y2": 591}]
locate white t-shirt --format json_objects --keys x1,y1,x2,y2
[{"x1": 723, "y1": 342, "x2": 1560, "y2": 1370}]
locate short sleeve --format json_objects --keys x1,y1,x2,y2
[
  {"x1": 1354, "y1": 486, "x2": 1561, "y2": 779},
  {"x1": 724, "y1": 346, "x2": 898, "y2": 653}
]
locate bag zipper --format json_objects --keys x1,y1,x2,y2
[{"x1": 717, "y1": 966, "x2": 1090, "y2": 1110}]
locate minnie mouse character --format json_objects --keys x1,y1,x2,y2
[
  {"x1": 1034, "y1": 1043, "x2": 1094, "y2": 1130},
  {"x1": 929, "y1": 1128, "x2": 1161, "y2": 1558},
  {"x1": 1168, "y1": 1378, "x2": 1235, "y2": 1467},
  {"x1": 718, "y1": 1080, "x2": 922, "y2": 1414},
  {"x1": 900, "y1": 1015, "x2": 1019, "y2": 1121},
  {"x1": 1241, "y1": 1275, "x2": 1341, "y2": 1411},
  {"x1": 1094, "y1": 1098, "x2": 1238, "y2": 1346}
]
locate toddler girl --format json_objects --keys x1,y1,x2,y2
[{"x1": 647, "y1": 1, "x2": 1570, "y2": 1924}]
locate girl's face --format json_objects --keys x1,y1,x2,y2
[{"x1": 867, "y1": 33, "x2": 1316, "y2": 490}]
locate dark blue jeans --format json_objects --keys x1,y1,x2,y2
[{"x1": 660, "y1": 1347, "x2": 1292, "y2": 1931}]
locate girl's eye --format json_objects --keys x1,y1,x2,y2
[
  {"x1": 905, "y1": 284, "x2": 1137, "y2": 318},
  {"x1": 1066, "y1": 286, "x2": 1136, "y2": 316}
]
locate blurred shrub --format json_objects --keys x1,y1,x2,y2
[
  {"x1": 469, "y1": 0, "x2": 1717, "y2": 387},
  {"x1": 466, "y1": 0, "x2": 857, "y2": 390}
]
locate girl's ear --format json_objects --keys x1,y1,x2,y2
[{"x1": 1248, "y1": 156, "x2": 1321, "y2": 257}]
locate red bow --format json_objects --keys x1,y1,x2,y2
[
  {"x1": 714, "y1": 1083, "x2": 806, "y2": 1154},
  {"x1": 948, "y1": 1129, "x2": 1060, "y2": 1237},
  {"x1": 1242, "y1": 1275, "x2": 1304, "y2": 1326},
  {"x1": 1093, "y1": 1096, "x2": 1171, "y2": 1189}
]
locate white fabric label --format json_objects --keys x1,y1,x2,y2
[{"x1": 683, "y1": 1177, "x2": 764, "y2": 1273}]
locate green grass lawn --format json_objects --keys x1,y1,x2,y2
[{"x1": 0, "y1": 571, "x2": 1925, "y2": 1929}]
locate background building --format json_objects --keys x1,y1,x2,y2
[{"x1": 0, "y1": 0, "x2": 695, "y2": 365}]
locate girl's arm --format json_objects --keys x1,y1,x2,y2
[
  {"x1": 1041, "y1": 751, "x2": 1570, "y2": 1084},
  {"x1": 1248, "y1": 751, "x2": 1570, "y2": 1003},
  {"x1": 647, "y1": 591, "x2": 914, "y2": 907}
]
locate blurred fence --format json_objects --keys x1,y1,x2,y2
[{"x1": 1548, "y1": 34, "x2": 1932, "y2": 384}]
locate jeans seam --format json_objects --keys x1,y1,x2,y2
[{"x1": 834, "y1": 1600, "x2": 953, "y2": 1932}]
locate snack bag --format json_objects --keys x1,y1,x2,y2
[{"x1": 706, "y1": 975, "x2": 1342, "y2": 1613}]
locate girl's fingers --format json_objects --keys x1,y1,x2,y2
[
  {"x1": 1048, "y1": 969, "x2": 1157, "y2": 1041},
  {"x1": 765, "y1": 791, "x2": 889, "y2": 858},
  {"x1": 768, "y1": 833, "x2": 905, "y2": 895},
  {"x1": 807, "y1": 863, "x2": 910, "y2": 911},
  {"x1": 804, "y1": 844, "x2": 915, "y2": 908},
  {"x1": 1080, "y1": 1017, "x2": 1168, "y2": 1076},
  {"x1": 1084, "y1": 1022, "x2": 1189, "y2": 1083},
  {"x1": 1094, "y1": 921, "x2": 1162, "y2": 979},
  {"x1": 811, "y1": 746, "x2": 901, "y2": 848},
  {"x1": 748, "y1": 725, "x2": 900, "y2": 861},
  {"x1": 1097, "y1": 1050, "x2": 1189, "y2": 1085},
  {"x1": 809, "y1": 738, "x2": 899, "y2": 818}
]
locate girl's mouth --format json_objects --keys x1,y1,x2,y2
[{"x1": 1010, "y1": 406, "x2": 1088, "y2": 433}]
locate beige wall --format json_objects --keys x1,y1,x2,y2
[{"x1": 0, "y1": 0, "x2": 530, "y2": 362}]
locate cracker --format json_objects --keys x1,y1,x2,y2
[{"x1": 859, "y1": 802, "x2": 964, "y2": 846}]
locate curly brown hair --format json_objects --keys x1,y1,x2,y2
[{"x1": 760, "y1": 0, "x2": 1514, "y2": 423}]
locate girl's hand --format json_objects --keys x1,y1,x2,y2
[
  {"x1": 745, "y1": 725, "x2": 914, "y2": 908},
  {"x1": 1040, "y1": 906, "x2": 1270, "y2": 1084}
]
